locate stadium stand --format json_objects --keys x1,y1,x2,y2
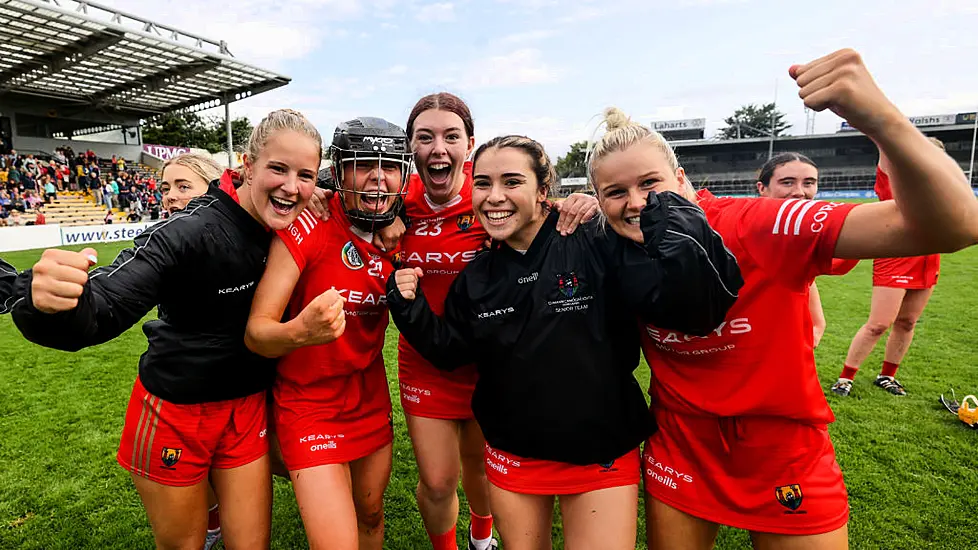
[
  {"x1": 0, "y1": 0, "x2": 289, "y2": 238},
  {"x1": 556, "y1": 113, "x2": 978, "y2": 198}
]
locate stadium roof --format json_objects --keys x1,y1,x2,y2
[{"x1": 0, "y1": 0, "x2": 289, "y2": 128}]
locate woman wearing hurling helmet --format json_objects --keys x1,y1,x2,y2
[{"x1": 245, "y1": 117, "x2": 411, "y2": 550}]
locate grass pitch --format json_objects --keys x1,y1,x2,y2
[{"x1": 1, "y1": 242, "x2": 976, "y2": 549}]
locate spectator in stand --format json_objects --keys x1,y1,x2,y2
[
  {"x1": 34, "y1": 205, "x2": 45, "y2": 225},
  {"x1": 0, "y1": 190, "x2": 10, "y2": 210},
  {"x1": 117, "y1": 156, "x2": 126, "y2": 174},
  {"x1": 11, "y1": 189, "x2": 24, "y2": 212},
  {"x1": 86, "y1": 149, "x2": 96, "y2": 164},
  {"x1": 61, "y1": 164, "x2": 72, "y2": 192},
  {"x1": 110, "y1": 177, "x2": 120, "y2": 206},
  {"x1": 25, "y1": 190, "x2": 43, "y2": 211},
  {"x1": 22, "y1": 171, "x2": 36, "y2": 195},
  {"x1": 0, "y1": 165, "x2": 6, "y2": 189},
  {"x1": 8, "y1": 165, "x2": 21, "y2": 192},
  {"x1": 103, "y1": 179, "x2": 115, "y2": 211},
  {"x1": 104, "y1": 209, "x2": 114, "y2": 224},
  {"x1": 90, "y1": 174, "x2": 103, "y2": 206},
  {"x1": 9, "y1": 210, "x2": 23, "y2": 226},
  {"x1": 127, "y1": 209, "x2": 141, "y2": 223},
  {"x1": 43, "y1": 176, "x2": 57, "y2": 203}
]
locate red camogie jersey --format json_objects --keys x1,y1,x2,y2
[
  {"x1": 641, "y1": 190, "x2": 858, "y2": 424},
  {"x1": 874, "y1": 165, "x2": 893, "y2": 201},
  {"x1": 275, "y1": 195, "x2": 394, "y2": 405},
  {"x1": 397, "y1": 162, "x2": 486, "y2": 385}
]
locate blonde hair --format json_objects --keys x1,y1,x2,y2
[
  {"x1": 161, "y1": 152, "x2": 222, "y2": 185},
  {"x1": 245, "y1": 109, "x2": 323, "y2": 168},
  {"x1": 587, "y1": 107, "x2": 695, "y2": 201},
  {"x1": 928, "y1": 136, "x2": 946, "y2": 152}
]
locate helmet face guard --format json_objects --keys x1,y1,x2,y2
[
  {"x1": 331, "y1": 147, "x2": 413, "y2": 233},
  {"x1": 330, "y1": 117, "x2": 414, "y2": 233}
]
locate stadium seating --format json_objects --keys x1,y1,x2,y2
[{"x1": 43, "y1": 192, "x2": 123, "y2": 226}]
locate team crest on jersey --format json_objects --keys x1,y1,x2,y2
[
  {"x1": 775, "y1": 484, "x2": 804, "y2": 511},
  {"x1": 392, "y1": 251, "x2": 404, "y2": 267},
  {"x1": 456, "y1": 214, "x2": 475, "y2": 231},
  {"x1": 161, "y1": 447, "x2": 182, "y2": 468},
  {"x1": 598, "y1": 459, "x2": 617, "y2": 471},
  {"x1": 341, "y1": 241, "x2": 364, "y2": 270},
  {"x1": 556, "y1": 272, "x2": 579, "y2": 298}
]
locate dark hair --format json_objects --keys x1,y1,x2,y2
[
  {"x1": 472, "y1": 135, "x2": 557, "y2": 201},
  {"x1": 757, "y1": 152, "x2": 817, "y2": 187},
  {"x1": 406, "y1": 92, "x2": 475, "y2": 141}
]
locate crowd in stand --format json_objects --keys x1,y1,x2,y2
[{"x1": 0, "y1": 147, "x2": 162, "y2": 227}]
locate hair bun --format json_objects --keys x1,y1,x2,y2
[{"x1": 603, "y1": 107, "x2": 631, "y2": 131}]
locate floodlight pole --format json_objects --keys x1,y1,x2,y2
[
  {"x1": 969, "y1": 108, "x2": 977, "y2": 188},
  {"x1": 225, "y1": 100, "x2": 233, "y2": 165}
]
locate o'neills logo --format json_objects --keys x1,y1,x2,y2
[{"x1": 342, "y1": 241, "x2": 364, "y2": 270}]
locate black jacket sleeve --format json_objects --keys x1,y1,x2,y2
[
  {"x1": 618, "y1": 191, "x2": 744, "y2": 336},
  {"x1": 11, "y1": 223, "x2": 187, "y2": 351},
  {"x1": 386, "y1": 272, "x2": 475, "y2": 371},
  {"x1": 0, "y1": 258, "x2": 19, "y2": 315}
]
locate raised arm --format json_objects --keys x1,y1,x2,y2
[
  {"x1": 11, "y1": 225, "x2": 177, "y2": 351},
  {"x1": 386, "y1": 267, "x2": 475, "y2": 371},
  {"x1": 244, "y1": 237, "x2": 346, "y2": 358},
  {"x1": 791, "y1": 49, "x2": 978, "y2": 258},
  {"x1": 618, "y1": 191, "x2": 744, "y2": 336}
]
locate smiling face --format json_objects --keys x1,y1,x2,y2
[
  {"x1": 339, "y1": 158, "x2": 404, "y2": 215},
  {"x1": 757, "y1": 160, "x2": 818, "y2": 200},
  {"x1": 411, "y1": 109, "x2": 475, "y2": 204},
  {"x1": 243, "y1": 129, "x2": 320, "y2": 230},
  {"x1": 471, "y1": 146, "x2": 548, "y2": 250},
  {"x1": 160, "y1": 164, "x2": 210, "y2": 214},
  {"x1": 592, "y1": 140, "x2": 688, "y2": 244}
]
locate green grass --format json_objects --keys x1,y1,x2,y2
[{"x1": 1, "y1": 242, "x2": 977, "y2": 549}]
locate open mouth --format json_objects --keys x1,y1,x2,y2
[
  {"x1": 483, "y1": 210, "x2": 515, "y2": 226},
  {"x1": 427, "y1": 162, "x2": 452, "y2": 185},
  {"x1": 269, "y1": 195, "x2": 297, "y2": 215},
  {"x1": 359, "y1": 192, "x2": 390, "y2": 213},
  {"x1": 624, "y1": 215, "x2": 640, "y2": 226}
]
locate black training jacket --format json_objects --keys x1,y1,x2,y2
[
  {"x1": 388, "y1": 191, "x2": 743, "y2": 466},
  {"x1": 0, "y1": 258, "x2": 20, "y2": 315},
  {"x1": 11, "y1": 184, "x2": 276, "y2": 404}
]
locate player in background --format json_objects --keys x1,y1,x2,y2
[
  {"x1": 754, "y1": 152, "x2": 857, "y2": 348},
  {"x1": 11, "y1": 109, "x2": 322, "y2": 550},
  {"x1": 399, "y1": 92, "x2": 598, "y2": 550},
  {"x1": 389, "y1": 135, "x2": 741, "y2": 549},
  {"x1": 834, "y1": 137, "x2": 949, "y2": 397},
  {"x1": 245, "y1": 117, "x2": 413, "y2": 550},
  {"x1": 587, "y1": 50, "x2": 978, "y2": 550}
]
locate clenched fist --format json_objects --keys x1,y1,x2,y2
[
  {"x1": 790, "y1": 49, "x2": 903, "y2": 138},
  {"x1": 295, "y1": 288, "x2": 346, "y2": 346},
  {"x1": 393, "y1": 267, "x2": 424, "y2": 301},
  {"x1": 31, "y1": 247, "x2": 98, "y2": 313}
]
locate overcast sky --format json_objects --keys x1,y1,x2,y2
[{"x1": 96, "y1": 0, "x2": 978, "y2": 157}]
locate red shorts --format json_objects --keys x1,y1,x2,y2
[
  {"x1": 274, "y1": 364, "x2": 393, "y2": 471},
  {"x1": 398, "y1": 355, "x2": 476, "y2": 420},
  {"x1": 484, "y1": 443, "x2": 641, "y2": 495},
  {"x1": 643, "y1": 410, "x2": 848, "y2": 536},
  {"x1": 117, "y1": 377, "x2": 268, "y2": 487},
  {"x1": 873, "y1": 255, "x2": 940, "y2": 289}
]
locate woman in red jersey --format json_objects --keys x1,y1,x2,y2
[
  {"x1": 834, "y1": 137, "x2": 948, "y2": 397},
  {"x1": 586, "y1": 49, "x2": 978, "y2": 549},
  {"x1": 398, "y1": 92, "x2": 598, "y2": 550},
  {"x1": 754, "y1": 152, "x2": 857, "y2": 348},
  {"x1": 245, "y1": 116, "x2": 413, "y2": 550},
  {"x1": 13, "y1": 109, "x2": 322, "y2": 550}
]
